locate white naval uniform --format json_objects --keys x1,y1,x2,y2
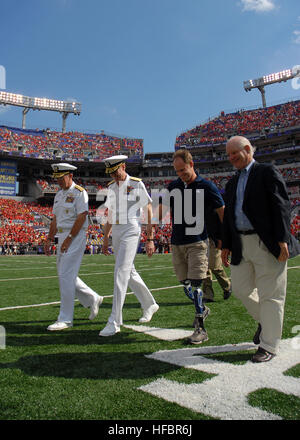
[
  {"x1": 105, "y1": 174, "x2": 156, "y2": 327},
  {"x1": 53, "y1": 181, "x2": 100, "y2": 324}
]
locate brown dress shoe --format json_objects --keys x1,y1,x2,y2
[{"x1": 252, "y1": 347, "x2": 275, "y2": 363}]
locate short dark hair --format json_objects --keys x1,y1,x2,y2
[{"x1": 173, "y1": 149, "x2": 193, "y2": 164}]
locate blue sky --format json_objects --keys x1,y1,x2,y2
[{"x1": 0, "y1": 0, "x2": 299, "y2": 153}]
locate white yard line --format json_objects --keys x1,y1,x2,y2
[
  {"x1": 0, "y1": 284, "x2": 182, "y2": 311},
  {"x1": 0, "y1": 265, "x2": 298, "y2": 311},
  {"x1": 0, "y1": 265, "x2": 174, "y2": 282},
  {"x1": 0, "y1": 262, "x2": 115, "y2": 271},
  {"x1": 0, "y1": 266, "x2": 57, "y2": 272}
]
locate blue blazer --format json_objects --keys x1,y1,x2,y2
[{"x1": 222, "y1": 162, "x2": 300, "y2": 265}]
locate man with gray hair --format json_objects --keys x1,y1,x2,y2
[{"x1": 222, "y1": 136, "x2": 300, "y2": 362}]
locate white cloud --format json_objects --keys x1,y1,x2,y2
[
  {"x1": 239, "y1": 0, "x2": 276, "y2": 13},
  {"x1": 293, "y1": 30, "x2": 300, "y2": 44}
]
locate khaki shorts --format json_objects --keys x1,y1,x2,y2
[{"x1": 172, "y1": 240, "x2": 208, "y2": 282}]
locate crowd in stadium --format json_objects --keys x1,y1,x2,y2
[
  {"x1": 0, "y1": 196, "x2": 173, "y2": 254},
  {"x1": 0, "y1": 98, "x2": 300, "y2": 253},
  {"x1": 0, "y1": 125, "x2": 144, "y2": 161},
  {"x1": 34, "y1": 163, "x2": 300, "y2": 196},
  {"x1": 36, "y1": 177, "x2": 107, "y2": 194},
  {"x1": 175, "y1": 100, "x2": 300, "y2": 148},
  {"x1": 1, "y1": 99, "x2": 299, "y2": 163},
  {"x1": 0, "y1": 190, "x2": 299, "y2": 255}
]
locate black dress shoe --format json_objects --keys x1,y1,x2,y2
[
  {"x1": 223, "y1": 287, "x2": 232, "y2": 300},
  {"x1": 253, "y1": 323, "x2": 262, "y2": 345},
  {"x1": 252, "y1": 347, "x2": 275, "y2": 363}
]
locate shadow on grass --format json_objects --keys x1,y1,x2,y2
[
  {"x1": 4, "y1": 319, "x2": 165, "y2": 346},
  {"x1": 0, "y1": 350, "x2": 180, "y2": 381},
  {"x1": 195, "y1": 351, "x2": 255, "y2": 364}
]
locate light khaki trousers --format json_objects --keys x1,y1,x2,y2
[
  {"x1": 203, "y1": 238, "x2": 231, "y2": 299},
  {"x1": 230, "y1": 234, "x2": 287, "y2": 354}
]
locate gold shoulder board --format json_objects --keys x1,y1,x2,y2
[
  {"x1": 130, "y1": 177, "x2": 142, "y2": 182},
  {"x1": 107, "y1": 180, "x2": 114, "y2": 186},
  {"x1": 75, "y1": 184, "x2": 84, "y2": 192}
]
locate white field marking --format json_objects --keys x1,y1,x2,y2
[
  {"x1": 123, "y1": 325, "x2": 193, "y2": 341},
  {"x1": 0, "y1": 266, "x2": 57, "y2": 272},
  {"x1": 0, "y1": 261, "x2": 57, "y2": 266},
  {"x1": 139, "y1": 338, "x2": 300, "y2": 420},
  {"x1": 0, "y1": 262, "x2": 116, "y2": 271},
  {"x1": 0, "y1": 284, "x2": 182, "y2": 311},
  {"x1": 0, "y1": 265, "x2": 174, "y2": 282},
  {"x1": 0, "y1": 272, "x2": 113, "y2": 282},
  {"x1": 150, "y1": 285, "x2": 181, "y2": 292},
  {"x1": 0, "y1": 262, "x2": 298, "y2": 310},
  {"x1": 0, "y1": 257, "x2": 56, "y2": 261},
  {"x1": 0, "y1": 301, "x2": 63, "y2": 311},
  {"x1": 0, "y1": 262, "x2": 295, "y2": 281}
]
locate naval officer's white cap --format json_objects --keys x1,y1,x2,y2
[
  {"x1": 51, "y1": 163, "x2": 77, "y2": 178},
  {"x1": 103, "y1": 155, "x2": 128, "y2": 174}
]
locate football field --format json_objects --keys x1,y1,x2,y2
[{"x1": 0, "y1": 253, "x2": 299, "y2": 423}]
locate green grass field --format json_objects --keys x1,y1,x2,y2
[{"x1": 0, "y1": 253, "x2": 299, "y2": 422}]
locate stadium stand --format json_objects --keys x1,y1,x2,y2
[
  {"x1": 36, "y1": 177, "x2": 108, "y2": 194},
  {"x1": 175, "y1": 100, "x2": 300, "y2": 149},
  {"x1": 0, "y1": 126, "x2": 144, "y2": 161},
  {"x1": 0, "y1": 198, "x2": 108, "y2": 254},
  {"x1": 0, "y1": 99, "x2": 299, "y2": 252}
]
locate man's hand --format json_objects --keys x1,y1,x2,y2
[
  {"x1": 216, "y1": 239, "x2": 222, "y2": 250},
  {"x1": 145, "y1": 240, "x2": 155, "y2": 258},
  {"x1": 278, "y1": 242, "x2": 289, "y2": 262},
  {"x1": 61, "y1": 235, "x2": 72, "y2": 253},
  {"x1": 221, "y1": 248, "x2": 231, "y2": 267},
  {"x1": 44, "y1": 239, "x2": 52, "y2": 256},
  {"x1": 102, "y1": 236, "x2": 110, "y2": 255}
]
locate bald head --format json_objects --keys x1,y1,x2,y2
[
  {"x1": 226, "y1": 136, "x2": 255, "y2": 170},
  {"x1": 226, "y1": 136, "x2": 255, "y2": 152}
]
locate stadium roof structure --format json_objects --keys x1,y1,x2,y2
[
  {"x1": 243, "y1": 66, "x2": 300, "y2": 107},
  {"x1": 0, "y1": 91, "x2": 81, "y2": 133}
]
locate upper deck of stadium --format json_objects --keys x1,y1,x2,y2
[
  {"x1": 175, "y1": 99, "x2": 300, "y2": 150},
  {"x1": 0, "y1": 125, "x2": 144, "y2": 162}
]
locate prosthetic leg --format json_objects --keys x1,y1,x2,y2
[{"x1": 182, "y1": 279, "x2": 210, "y2": 344}]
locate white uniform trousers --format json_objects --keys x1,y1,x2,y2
[
  {"x1": 230, "y1": 234, "x2": 287, "y2": 354},
  {"x1": 108, "y1": 222, "x2": 156, "y2": 327},
  {"x1": 56, "y1": 229, "x2": 100, "y2": 324}
]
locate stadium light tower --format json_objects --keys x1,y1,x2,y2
[
  {"x1": 243, "y1": 66, "x2": 300, "y2": 108},
  {"x1": 0, "y1": 91, "x2": 81, "y2": 132}
]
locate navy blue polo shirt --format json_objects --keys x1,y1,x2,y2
[{"x1": 165, "y1": 173, "x2": 224, "y2": 245}]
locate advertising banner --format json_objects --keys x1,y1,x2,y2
[{"x1": 0, "y1": 160, "x2": 17, "y2": 196}]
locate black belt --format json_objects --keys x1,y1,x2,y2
[{"x1": 237, "y1": 230, "x2": 256, "y2": 235}]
